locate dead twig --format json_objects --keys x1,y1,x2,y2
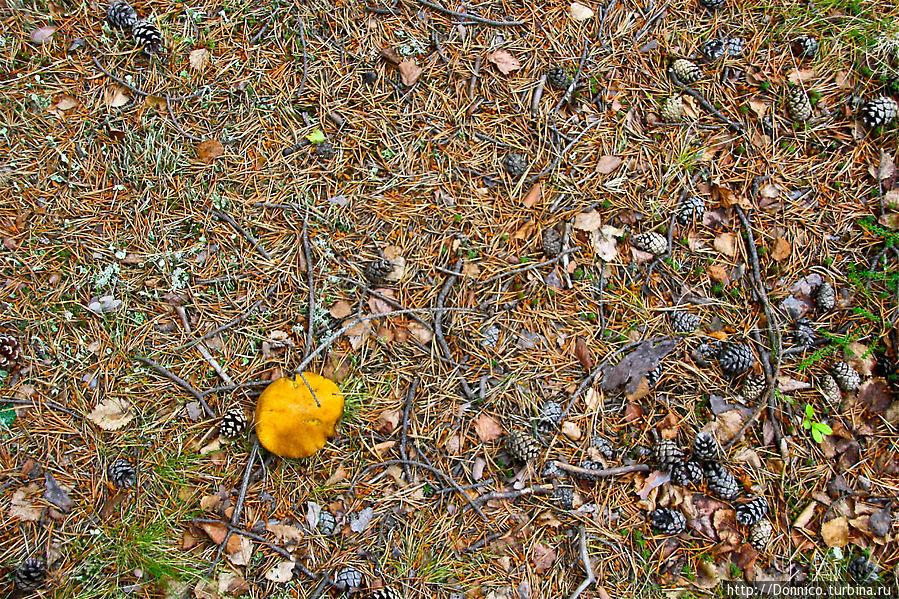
[
  {"x1": 671, "y1": 73, "x2": 745, "y2": 133},
  {"x1": 435, "y1": 260, "x2": 475, "y2": 400},
  {"x1": 479, "y1": 248, "x2": 578, "y2": 286},
  {"x1": 555, "y1": 461, "x2": 651, "y2": 480},
  {"x1": 134, "y1": 356, "x2": 216, "y2": 418},
  {"x1": 0, "y1": 398, "x2": 83, "y2": 421},
  {"x1": 399, "y1": 376, "x2": 422, "y2": 482},
  {"x1": 301, "y1": 206, "x2": 315, "y2": 360},
  {"x1": 175, "y1": 306, "x2": 235, "y2": 387},
  {"x1": 472, "y1": 484, "x2": 553, "y2": 506},
  {"x1": 181, "y1": 280, "x2": 280, "y2": 349},
  {"x1": 570, "y1": 525, "x2": 596, "y2": 599},
  {"x1": 207, "y1": 439, "x2": 259, "y2": 576},
  {"x1": 213, "y1": 210, "x2": 272, "y2": 260},
  {"x1": 415, "y1": 0, "x2": 526, "y2": 26},
  {"x1": 633, "y1": 2, "x2": 670, "y2": 41}
]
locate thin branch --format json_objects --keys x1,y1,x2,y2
[
  {"x1": 399, "y1": 376, "x2": 422, "y2": 482},
  {"x1": 134, "y1": 357, "x2": 216, "y2": 418},
  {"x1": 479, "y1": 248, "x2": 577, "y2": 286},
  {"x1": 524, "y1": 119, "x2": 602, "y2": 184},
  {"x1": 213, "y1": 210, "x2": 272, "y2": 260},
  {"x1": 415, "y1": 0, "x2": 526, "y2": 26},
  {"x1": 472, "y1": 484, "x2": 553, "y2": 506},
  {"x1": 175, "y1": 306, "x2": 235, "y2": 387},
  {"x1": 0, "y1": 398, "x2": 83, "y2": 421},
  {"x1": 91, "y1": 55, "x2": 210, "y2": 102},
  {"x1": 301, "y1": 206, "x2": 315, "y2": 360},
  {"x1": 181, "y1": 280, "x2": 280, "y2": 349},
  {"x1": 554, "y1": 461, "x2": 650, "y2": 480},
  {"x1": 670, "y1": 73, "x2": 745, "y2": 133},
  {"x1": 296, "y1": 17, "x2": 308, "y2": 99},
  {"x1": 633, "y1": 2, "x2": 670, "y2": 42},
  {"x1": 570, "y1": 525, "x2": 596, "y2": 599}
]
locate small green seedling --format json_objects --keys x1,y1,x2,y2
[{"x1": 802, "y1": 404, "x2": 833, "y2": 443}]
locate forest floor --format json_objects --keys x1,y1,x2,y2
[{"x1": 2, "y1": 0, "x2": 899, "y2": 597}]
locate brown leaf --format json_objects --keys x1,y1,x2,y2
[
  {"x1": 103, "y1": 85, "x2": 131, "y2": 108},
  {"x1": 197, "y1": 139, "x2": 224, "y2": 164},
  {"x1": 707, "y1": 264, "x2": 730, "y2": 285},
  {"x1": 770, "y1": 237, "x2": 791, "y2": 261},
  {"x1": 821, "y1": 516, "x2": 849, "y2": 547},
  {"x1": 265, "y1": 523, "x2": 303, "y2": 543},
  {"x1": 595, "y1": 155, "x2": 623, "y2": 174},
  {"x1": 30, "y1": 25, "x2": 56, "y2": 44},
  {"x1": 188, "y1": 48, "x2": 210, "y2": 71},
  {"x1": 87, "y1": 398, "x2": 134, "y2": 431},
  {"x1": 574, "y1": 336, "x2": 593, "y2": 371},
  {"x1": 264, "y1": 561, "x2": 296, "y2": 583},
  {"x1": 857, "y1": 378, "x2": 892, "y2": 414},
  {"x1": 713, "y1": 233, "x2": 736, "y2": 257},
  {"x1": 376, "y1": 409, "x2": 401, "y2": 434},
  {"x1": 329, "y1": 300, "x2": 352, "y2": 319},
  {"x1": 531, "y1": 543, "x2": 556, "y2": 573},
  {"x1": 637, "y1": 471, "x2": 670, "y2": 500},
  {"x1": 706, "y1": 410, "x2": 746, "y2": 444},
  {"x1": 368, "y1": 288, "x2": 396, "y2": 315},
  {"x1": 9, "y1": 487, "x2": 43, "y2": 521},
  {"x1": 787, "y1": 68, "x2": 816, "y2": 84},
  {"x1": 522, "y1": 183, "x2": 541, "y2": 208},
  {"x1": 398, "y1": 60, "x2": 422, "y2": 86},
  {"x1": 486, "y1": 50, "x2": 521, "y2": 75},
  {"x1": 569, "y1": 2, "x2": 595, "y2": 20},
  {"x1": 573, "y1": 210, "x2": 603, "y2": 232},
  {"x1": 474, "y1": 413, "x2": 503, "y2": 442}
]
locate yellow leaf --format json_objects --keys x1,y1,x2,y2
[
  {"x1": 821, "y1": 516, "x2": 849, "y2": 547},
  {"x1": 188, "y1": 48, "x2": 210, "y2": 71},
  {"x1": 87, "y1": 398, "x2": 134, "y2": 431}
]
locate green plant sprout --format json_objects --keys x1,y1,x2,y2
[{"x1": 802, "y1": 404, "x2": 833, "y2": 444}]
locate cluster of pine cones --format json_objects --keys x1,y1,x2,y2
[
  {"x1": 107, "y1": 1, "x2": 164, "y2": 54},
  {"x1": 649, "y1": 433, "x2": 773, "y2": 551}
]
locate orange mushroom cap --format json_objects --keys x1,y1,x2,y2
[{"x1": 254, "y1": 372, "x2": 344, "y2": 459}]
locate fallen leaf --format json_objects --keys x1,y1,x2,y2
[
  {"x1": 9, "y1": 487, "x2": 43, "y2": 521},
  {"x1": 350, "y1": 506, "x2": 375, "y2": 532},
  {"x1": 408, "y1": 322, "x2": 432, "y2": 344},
  {"x1": 398, "y1": 60, "x2": 422, "y2": 86},
  {"x1": 104, "y1": 85, "x2": 131, "y2": 108},
  {"x1": 43, "y1": 472, "x2": 73, "y2": 512},
  {"x1": 870, "y1": 507, "x2": 891, "y2": 537},
  {"x1": 329, "y1": 300, "x2": 352, "y2": 319},
  {"x1": 197, "y1": 139, "x2": 224, "y2": 164},
  {"x1": 595, "y1": 155, "x2": 623, "y2": 174},
  {"x1": 599, "y1": 338, "x2": 677, "y2": 394},
  {"x1": 188, "y1": 48, "x2": 210, "y2": 71},
  {"x1": 475, "y1": 413, "x2": 503, "y2": 442},
  {"x1": 637, "y1": 471, "x2": 670, "y2": 500},
  {"x1": 193, "y1": 580, "x2": 219, "y2": 599},
  {"x1": 227, "y1": 535, "x2": 253, "y2": 566},
  {"x1": 573, "y1": 210, "x2": 603, "y2": 232},
  {"x1": 265, "y1": 523, "x2": 303, "y2": 543},
  {"x1": 264, "y1": 561, "x2": 295, "y2": 583},
  {"x1": 787, "y1": 68, "x2": 816, "y2": 84},
  {"x1": 377, "y1": 409, "x2": 401, "y2": 434},
  {"x1": 707, "y1": 264, "x2": 729, "y2": 285},
  {"x1": 87, "y1": 398, "x2": 134, "y2": 430},
  {"x1": 30, "y1": 25, "x2": 56, "y2": 44},
  {"x1": 531, "y1": 543, "x2": 556, "y2": 573},
  {"x1": 574, "y1": 336, "x2": 593, "y2": 371},
  {"x1": 770, "y1": 237, "x2": 791, "y2": 261},
  {"x1": 369, "y1": 288, "x2": 397, "y2": 315},
  {"x1": 487, "y1": 50, "x2": 521, "y2": 75},
  {"x1": 821, "y1": 516, "x2": 849, "y2": 547},
  {"x1": 52, "y1": 94, "x2": 79, "y2": 113},
  {"x1": 884, "y1": 190, "x2": 899, "y2": 211},
  {"x1": 747, "y1": 99, "x2": 768, "y2": 117},
  {"x1": 561, "y1": 421, "x2": 581, "y2": 441},
  {"x1": 713, "y1": 233, "x2": 736, "y2": 257},
  {"x1": 569, "y1": 2, "x2": 595, "y2": 20},
  {"x1": 856, "y1": 378, "x2": 892, "y2": 414},
  {"x1": 522, "y1": 183, "x2": 541, "y2": 208},
  {"x1": 705, "y1": 410, "x2": 746, "y2": 444},
  {"x1": 878, "y1": 150, "x2": 896, "y2": 182}
]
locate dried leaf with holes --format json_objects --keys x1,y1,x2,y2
[{"x1": 88, "y1": 398, "x2": 134, "y2": 430}]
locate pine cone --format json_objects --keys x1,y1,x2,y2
[
  {"x1": 860, "y1": 96, "x2": 898, "y2": 128},
  {"x1": 699, "y1": 39, "x2": 727, "y2": 62},
  {"x1": 0, "y1": 335, "x2": 21, "y2": 368},
  {"x1": 787, "y1": 86, "x2": 812, "y2": 122},
  {"x1": 650, "y1": 508, "x2": 686, "y2": 534},
  {"x1": 830, "y1": 362, "x2": 860, "y2": 393},
  {"x1": 671, "y1": 460, "x2": 704, "y2": 486},
  {"x1": 652, "y1": 439, "x2": 685, "y2": 472},
  {"x1": 646, "y1": 363, "x2": 662, "y2": 388},
  {"x1": 669, "y1": 59, "x2": 702, "y2": 85},
  {"x1": 107, "y1": 1, "x2": 138, "y2": 29},
  {"x1": 364, "y1": 258, "x2": 394, "y2": 285},
  {"x1": 703, "y1": 461, "x2": 741, "y2": 500},
  {"x1": 677, "y1": 195, "x2": 705, "y2": 225},
  {"x1": 818, "y1": 374, "x2": 842, "y2": 405},
  {"x1": 848, "y1": 555, "x2": 879, "y2": 583},
  {"x1": 692, "y1": 432, "x2": 719, "y2": 463},
  {"x1": 506, "y1": 430, "x2": 541, "y2": 462},
  {"x1": 740, "y1": 373, "x2": 766, "y2": 402},
  {"x1": 107, "y1": 457, "x2": 136, "y2": 488},
  {"x1": 553, "y1": 485, "x2": 574, "y2": 509},
  {"x1": 692, "y1": 342, "x2": 718, "y2": 368},
  {"x1": 724, "y1": 38, "x2": 746, "y2": 57},
  {"x1": 546, "y1": 66, "x2": 571, "y2": 91},
  {"x1": 591, "y1": 435, "x2": 615, "y2": 459},
  {"x1": 660, "y1": 95, "x2": 684, "y2": 121},
  {"x1": 15, "y1": 558, "x2": 46, "y2": 592},
  {"x1": 793, "y1": 35, "x2": 819, "y2": 59},
  {"x1": 697, "y1": 0, "x2": 725, "y2": 11},
  {"x1": 736, "y1": 496, "x2": 768, "y2": 526},
  {"x1": 314, "y1": 141, "x2": 335, "y2": 160},
  {"x1": 716, "y1": 342, "x2": 755, "y2": 377},
  {"x1": 631, "y1": 231, "x2": 668, "y2": 256},
  {"x1": 534, "y1": 400, "x2": 563, "y2": 433},
  {"x1": 502, "y1": 153, "x2": 528, "y2": 178},
  {"x1": 541, "y1": 228, "x2": 562, "y2": 257},
  {"x1": 814, "y1": 281, "x2": 835, "y2": 311},
  {"x1": 318, "y1": 509, "x2": 337, "y2": 535},
  {"x1": 748, "y1": 519, "x2": 773, "y2": 551},
  {"x1": 791, "y1": 318, "x2": 816, "y2": 347},
  {"x1": 220, "y1": 405, "x2": 248, "y2": 439},
  {"x1": 132, "y1": 19, "x2": 164, "y2": 54},
  {"x1": 334, "y1": 566, "x2": 365, "y2": 592},
  {"x1": 669, "y1": 311, "x2": 700, "y2": 334},
  {"x1": 362, "y1": 589, "x2": 404, "y2": 599}
]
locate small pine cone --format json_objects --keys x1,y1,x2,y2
[
  {"x1": 107, "y1": 457, "x2": 136, "y2": 488},
  {"x1": 692, "y1": 342, "x2": 718, "y2": 368},
  {"x1": 660, "y1": 95, "x2": 684, "y2": 121},
  {"x1": 364, "y1": 258, "x2": 394, "y2": 285},
  {"x1": 546, "y1": 66, "x2": 571, "y2": 91},
  {"x1": 506, "y1": 430, "x2": 541, "y2": 462},
  {"x1": 814, "y1": 281, "x2": 835, "y2": 312},
  {"x1": 692, "y1": 432, "x2": 719, "y2": 463},
  {"x1": 703, "y1": 461, "x2": 741, "y2": 500},
  {"x1": 107, "y1": 1, "x2": 138, "y2": 29},
  {"x1": 830, "y1": 362, "x2": 860, "y2": 393},
  {"x1": 669, "y1": 59, "x2": 702, "y2": 85},
  {"x1": 591, "y1": 435, "x2": 615, "y2": 459},
  {"x1": 362, "y1": 589, "x2": 403, "y2": 599},
  {"x1": 15, "y1": 558, "x2": 46, "y2": 592},
  {"x1": 716, "y1": 342, "x2": 755, "y2": 378},
  {"x1": 541, "y1": 228, "x2": 563, "y2": 257},
  {"x1": 699, "y1": 39, "x2": 726, "y2": 62},
  {"x1": 676, "y1": 195, "x2": 705, "y2": 225},
  {"x1": 848, "y1": 555, "x2": 879, "y2": 583},
  {"x1": 334, "y1": 566, "x2": 365, "y2": 592},
  {"x1": 318, "y1": 509, "x2": 337, "y2": 535},
  {"x1": 794, "y1": 35, "x2": 819, "y2": 59},
  {"x1": 631, "y1": 231, "x2": 668, "y2": 256},
  {"x1": 553, "y1": 485, "x2": 574, "y2": 509},
  {"x1": 314, "y1": 141, "x2": 335, "y2": 160},
  {"x1": 791, "y1": 318, "x2": 816, "y2": 347},
  {"x1": 534, "y1": 400, "x2": 563, "y2": 433},
  {"x1": 860, "y1": 96, "x2": 898, "y2": 128},
  {"x1": 650, "y1": 508, "x2": 687, "y2": 534},
  {"x1": 645, "y1": 363, "x2": 662, "y2": 388},
  {"x1": 669, "y1": 311, "x2": 700, "y2": 334},
  {"x1": 736, "y1": 496, "x2": 769, "y2": 526},
  {"x1": 652, "y1": 439, "x2": 685, "y2": 472},
  {"x1": 724, "y1": 38, "x2": 746, "y2": 57},
  {"x1": 220, "y1": 405, "x2": 248, "y2": 439},
  {"x1": 748, "y1": 519, "x2": 773, "y2": 551},
  {"x1": 132, "y1": 19, "x2": 164, "y2": 54},
  {"x1": 671, "y1": 460, "x2": 704, "y2": 487},
  {"x1": 697, "y1": 0, "x2": 725, "y2": 11},
  {"x1": 502, "y1": 153, "x2": 528, "y2": 178},
  {"x1": 787, "y1": 86, "x2": 813, "y2": 122},
  {"x1": 740, "y1": 373, "x2": 766, "y2": 402},
  {"x1": 0, "y1": 335, "x2": 21, "y2": 368},
  {"x1": 818, "y1": 374, "x2": 842, "y2": 405}
]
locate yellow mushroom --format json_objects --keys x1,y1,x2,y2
[{"x1": 254, "y1": 372, "x2": 344, "y2": 459}]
